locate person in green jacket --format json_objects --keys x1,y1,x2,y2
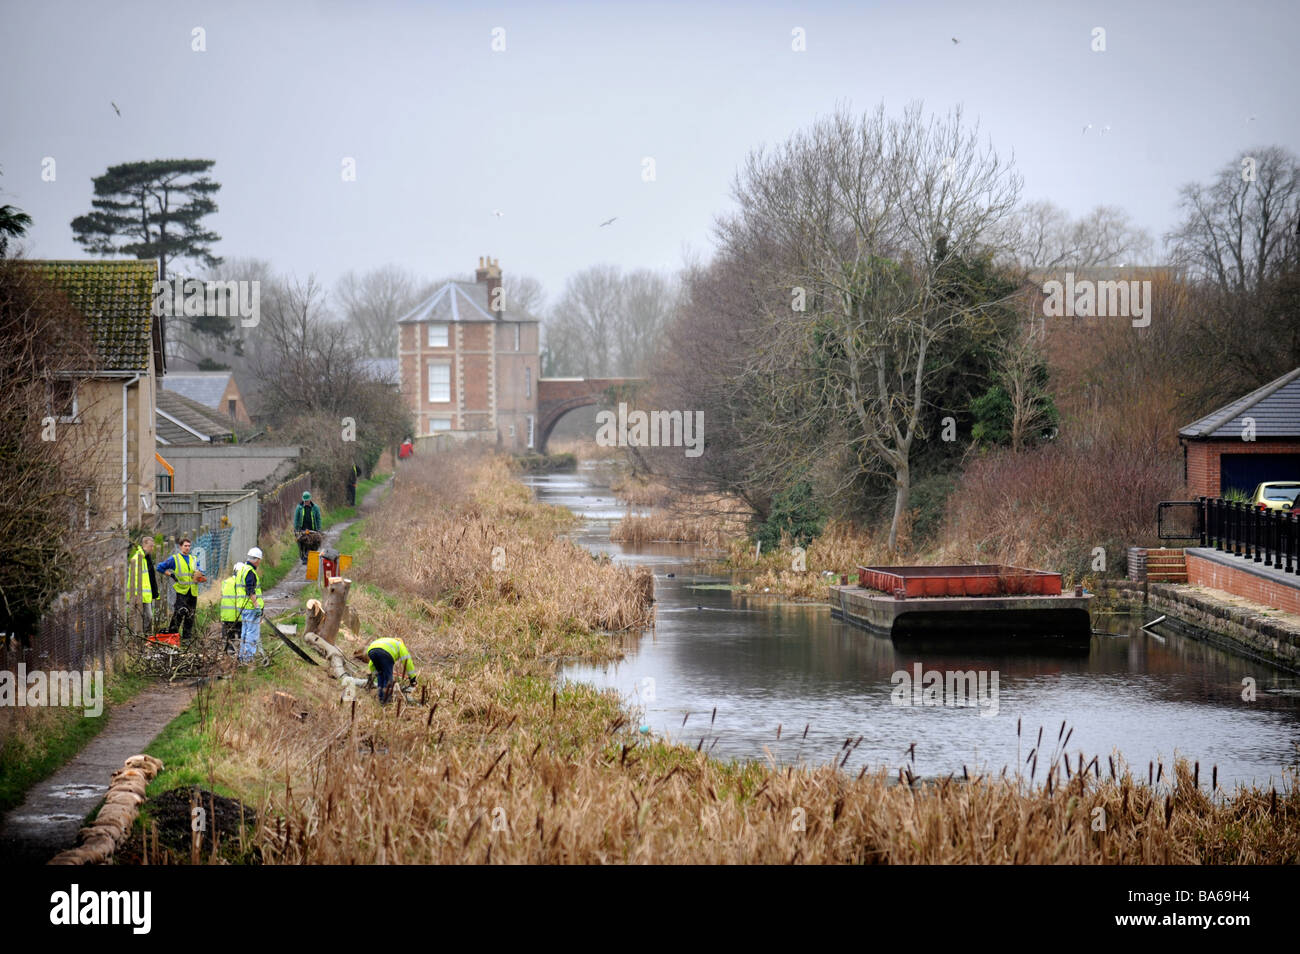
[
  {"x1": 364, "y1": 636, "x2": 417, "y2": 704},
  {"x1": 294, "y1": 491, "x2": 323, "y2": 565}
]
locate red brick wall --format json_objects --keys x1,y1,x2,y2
[
  {"x1": 461, "y1": 323, "x2": 491, "y2": 351},
  {"x1": 1186, "y1": 552, "x2": 1300, "y2": 614},
  {"x1": 1185, "y1": 439, "x2": 1300, "y2": 498},
  {"x1": 462, "y1": 353, "x2": 491, "y2": 411}
]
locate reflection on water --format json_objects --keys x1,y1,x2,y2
[{"x1": 529, "y1": 468, "x2": 1300, "y2": 791}]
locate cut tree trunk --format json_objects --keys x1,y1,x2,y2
[
  {"x1": 317, "y1": 579, "x2": 351, "y2": 645},
  {"x1": 301, "y1": 631, "x2": 347, "y2": 678}
]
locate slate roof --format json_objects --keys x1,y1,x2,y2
[
  {"x1": 1179, "y1": 367, "x2": 1300, "y2": 439},
  {"x1": 396, "y1": 280, "x2": 538, "y2": 324},
  {"x1": 156, "y1": 388, "x2": 234, "y2": 444},
  {"x1": 163, "y1": 372, "x2": 233, "y2": 409},
  {"x1": 20, "y1": 260, "x2": 158, "y2": 372}
]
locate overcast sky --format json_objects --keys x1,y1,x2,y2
[{"x1": 2, "y1": 0, "x2": 1297, "y2": 305}]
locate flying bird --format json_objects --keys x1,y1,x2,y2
[
  {"x1": 1082, "y1": 123, "x2": 1092, "y2": 134},
  {"x1": 1100, "y1": 124, "x2": 1112, "y2": 136},
  {"x1": 951, "y1": 37, "x2": 959, "y2": 44},
  {"x1": 111, "y1": 101, "x2": 121, "y2": 117},
  {"x1": 1248, "y1": 115, "x2": 1258, "y2": 122},
  {"x1": 599, "y1": 216, "x2": 617, "y2": 227},
  {"x1": 491, "y1": 209, "x2": 504, "y2": 217}
]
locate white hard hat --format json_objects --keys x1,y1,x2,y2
[{"x1": 248, "y1": 547, "x2": 264, "y2": 560}]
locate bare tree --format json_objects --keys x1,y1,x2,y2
[
  {"x1": 547, "y1": 265, "x2": 623, "y2": 376},
  {"x1": 1003, "y1": 200, "x2": 1153, "y2": 271},
  {"x1": 335, "y1": 265, "x2": 420, "y2": 358},
  {"x1": 1167, "y1": 145, "x2": 1300, "y2": 295},
  {"x1": 720, "y1": 102, "x2": 1023, "y2": 551},
  {"x1": 997, "y1": 322, "x2": 1057, "y2": 453},
  {"x1": 616, "y1": 269, "x2": 678, "y2": 375}
]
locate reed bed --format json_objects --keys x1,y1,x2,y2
[{"x1": 163, "y1": 452, "x2": 1297, "y2": 864}]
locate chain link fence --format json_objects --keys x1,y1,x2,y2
[{"x1": 0, "y1": 566, "x2": 121, "y2": 674}]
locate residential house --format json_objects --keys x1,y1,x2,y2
[
  {"x1": 155, "y1": 389, "x2": 300, "y2": 493},
  {"x1": 397, "y1": 257, "x2": 540, "y2": 451},
  {"x1": 21, "y1": 259, "x2": 162, "y2": 533},
  {"x1": 162, "y1": 370, "x2": 252, "y2": 424}
]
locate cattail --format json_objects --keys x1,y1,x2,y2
[
  {"x1": 711, "y1": 707, "x2": 717, "y2": 727},
  {"x1": 682, "y1": 711, "x2": 690, "y2": 727},
  {"x1": 1194, "y1": 762, "x2": 1199, "y2": 788},
  {"x1": 776, "y1": 723, "x2": 782, "y2": 740},
  {"x1": 1062, "y1": 728, "x2": 1073, "y2": 750},
  {"x1": 1212, "y1": 765, "x2": 1217, "y2": 791},
  {"x1": 803, "y1": 723, "x2": 810, "y2": 740},
  {"x1": 1164, "y1": 797, "x2": 1173, "y2": 828}
]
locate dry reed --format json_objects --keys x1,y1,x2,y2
[{"x1": 171, "y1": 452, "x2": 1297, "y2": 864}]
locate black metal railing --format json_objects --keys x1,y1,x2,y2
[{"x1": 1200, "y1": 496, "x2": 1300, "y2": 575}]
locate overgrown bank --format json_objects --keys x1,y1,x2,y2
[{"x1": 136, "y1": 453, "x2": 1298, "y2": 863}]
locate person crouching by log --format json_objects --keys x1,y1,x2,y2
[
  {"x1": 294, "y1": 491, "x2": 323, "y2": 565},
  {"x1": 363, "y1": 636, "x2": 417, "y2": 704}
]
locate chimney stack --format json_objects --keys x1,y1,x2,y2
[{"x1": 475, "y1": 255, "x2": 503, "y2": 317}]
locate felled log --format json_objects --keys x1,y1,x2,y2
[
  {"x1": 302, "y1": 630, "x2": 348, "y2": 679},
  {"x1": 48, "y1": 754, "x2": 164, "y2": 865}
]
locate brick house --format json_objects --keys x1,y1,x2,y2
[
  {"x1": 396, "y1": 257, "x2": 540, "y2": 451},
  {"x1": 1179, "y1": 366, "x2": 1300, "y2": 498}
]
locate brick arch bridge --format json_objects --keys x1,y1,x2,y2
[{"x1": 536, "y1": 377, "x2": 644, "y2": 453}]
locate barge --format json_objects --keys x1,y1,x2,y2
[{"x1": 830, "y1": 564, "x2": 1092, "y2": 649}]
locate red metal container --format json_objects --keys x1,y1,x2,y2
[{"x1": 856, "y1": 564, "x2": 1062, "y2": 597}]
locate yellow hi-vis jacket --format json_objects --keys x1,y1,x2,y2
[
  {"x1": 171, "y1": 552, "x2": 198, "y2": 596},
  {"x1": 365, "y1": 637, "x2": 417, "y2": 678},
  {"x1": 237, "y1": 563, "x2": 264, "y2": 614},
  {"x1": 220, "y1": 562, "x2": 248, "y2": 622},
  {"x1": 127, "y1": 545, "x2": 154, "y2": 605}
]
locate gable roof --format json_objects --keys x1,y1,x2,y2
[
  {"x1": 156, "y1": 388, "x2": 234, "y2": 444},
  {"x1": 21, "y1": 260, "x2": 159, "y2": 372},
  {"x1": 163, "y1": 371, "x2": 234, "y2": 409},
  {"x1": 396, "y1": 280, "x2": 538, "y2": 324},
  {"x1": 1179, "y1": 367, "x2": 1300, "y2": 439}
]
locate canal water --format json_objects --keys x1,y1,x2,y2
[{"x1": 530, "y1": 468, "x2": 1300, "y2": 792}]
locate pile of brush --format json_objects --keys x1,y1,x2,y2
[{"x1": 48, "y1": 754, "x2": 164, "y2": 865}]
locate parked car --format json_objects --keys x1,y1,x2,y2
[{"x1": 1251, "y1": 481, "x2": 1300, "y2": 511}]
